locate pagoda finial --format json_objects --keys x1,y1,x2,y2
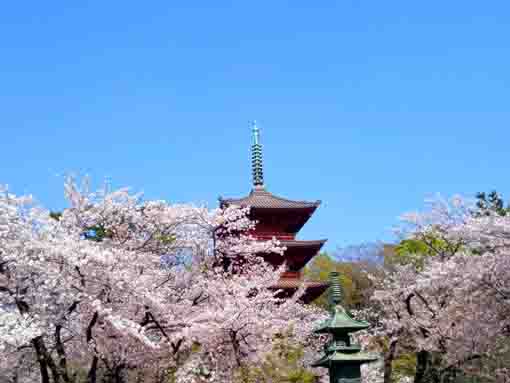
[
  {"x1": 252, "y1": 120, "x2": 260, "y2": 145},
  {"x1": 251, "y1": 120, "x2": 264, "y2": 188}
]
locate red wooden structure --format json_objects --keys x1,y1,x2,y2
[{"x1": 219, "y1": 122, "x2": 328, "y2": 303}]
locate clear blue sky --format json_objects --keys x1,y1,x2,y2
[{"x1": 1, "y1": 2, "x2": 509, "y2": 251}]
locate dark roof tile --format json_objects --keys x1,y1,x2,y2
[
  {"x1": 219, "y1": 187, "x2": 321, "y2": 210},
  {"x1": 280, "y1": 239, "x2": 327, "y2": 249}
]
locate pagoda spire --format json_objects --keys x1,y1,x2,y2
[{"x1": 251, "y1": 120, "x2": 264, "y2": 188}]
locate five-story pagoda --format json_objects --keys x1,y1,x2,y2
[{"x1": 219, "y1": 122, "x2": 328, "y2": 303}]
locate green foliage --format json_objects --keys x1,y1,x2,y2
[
  {"x1": 49, "y1": 211, "x2": 62, "y2": 221},
  {"x1": 49, "y1": 211, "x2": 113, "y2": 242},
  {"x1": 66, "y1": 362, "x2": 89, "y2": 382},
  {"x1": 83, "y1": 224, "x2": 113, "y2": 242},
  {"x1": 50, "y1": 210, "x2": 116, "y2": 243},
  {"x1": 305, "y1": 253, "x2": 356, "y2": 309},
  {"x1": 156, "y1": 233, "x2": 177, "y2": 245},
  {"x1": 371, "y1": 336, "x2": 416, "y2": 380},
  {"x1": 395, "y1": 238, "x2": 432, "y2": 257},
  {"x1": 235, "y1": 338, "x2": 317, "y2": 383},
  {"x1": 165, "y1": 367, "x2": 178, "y2": 383},
  {"x1": 475, "y1": 190, "x2": 510, "y2": 217},
  {"x1": 190, "y1": 342, "x2": 201, "y2": 353},
  {"x1": 387, "y1": 232, "x2": 458, "y2": 270},
  {"x1": 390, "y1": 235, "x2": 442, "y2": 270},
  {"x1": 392, "y1": 352, "x2": 417, "y2": 380},
  {"x1": 305, "y1": 252, "x2": 375, "y2": 310}
]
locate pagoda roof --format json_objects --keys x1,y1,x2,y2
[
  {"x1": 270, "y1": 278, "x2": 329, "y2": 304},
  {"x1": 279, "y1": 239, "x2": 327, "y2": 270},
  {"x1": 262, "y1": 240, "x2": 326, "y2": 268},
  {"x1": 281, "y1": 239, "x2": 327, "y2": 250},
  {"x1": 219, "y1": 187, "x2": 321, "y2": 210}
]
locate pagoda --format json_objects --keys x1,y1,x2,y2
[{"x1": 219, "y1": 122, "x2": 328, "y2": 303}]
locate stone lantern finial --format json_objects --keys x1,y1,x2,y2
[{"x1": 329, "y1": 271, "x2": 344, "y2": 307}]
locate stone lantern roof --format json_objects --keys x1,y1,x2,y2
[{"x1": 313, "y1": 305, "x2": 371, "y2": 335}]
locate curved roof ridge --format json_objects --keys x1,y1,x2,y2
[
  {"x1": 219, "y1": 187, "x2": 321, "y2": 209},
  {"x1": 253, "y1": 188, "x2": 321, "y2": 205}
]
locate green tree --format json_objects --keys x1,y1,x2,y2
[
  {"x1": 475, "y1": 190, "x2": 510, "y2": 216},
  {"x1": 388, "y1": 234, "x2": 450, "y2": 270},
  {"x1": 305, "y1": 252, "x2": 374, "y2": 310}
]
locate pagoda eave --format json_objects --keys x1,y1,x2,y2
[
  {"x1": 281, "y1": 239, "x2": 327, "y2": 248},
  {"x1": 219, "y1": 187, "x2": 321, "y2": 210},
  {"x1": 259, "y1": 240, "x2": 326, "y2": 269},
  {"x1": 280, "y1": 239, "x2": 327, "y2": 270},
  {"x1": 300, "y1": 284, "x2": 330, "y2": 304},
  {"x1": 270, "y1": 279, "x2": 329, "y2": 304}
]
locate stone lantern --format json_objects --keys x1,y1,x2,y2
[{"x1": 312, "y1": 272, "x2": 378, "y2": 383}]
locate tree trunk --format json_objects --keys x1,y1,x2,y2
[
  {"x1": 415, "y1": 351, "x2": 430, "y2": 383},
  {"x1": 55, "y1": 325, "x2": 71, "y2": 383},
  {"x1": 32, "y1": 336, "x2": 61, "y2": 383},
  {"x1": 415, "y1": 351, "x2": 441, "y2": 383},
  {"x1": 87, "y1": 356, "x2": 99, "y2": 383},
  {"x1": 384, "y1": 339, "x2": 398, "y2": 383},
  {"x1": 33, "y1": 342, "x2": 50, "y2": 383},
  {"x1": 87, "y1": 312, "x2": 100, "y2": 383},
  {"x1": 441, "y1": 368, "x2": 457, "y2": 383},
  {"x1": 113, "y1": 365, "x2": 126, "y2": 383}
]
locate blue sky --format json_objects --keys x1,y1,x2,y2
[{"x1": 1, "y1": 2, "x2": 509, "y2": 251}]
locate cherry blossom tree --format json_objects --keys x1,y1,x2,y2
[
  {"x1": 0, "y1": 179, "x2": 325, "y2": 383},
  {"x1": 371, "y1": 196, "x2": 510, "y2": 383}
]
